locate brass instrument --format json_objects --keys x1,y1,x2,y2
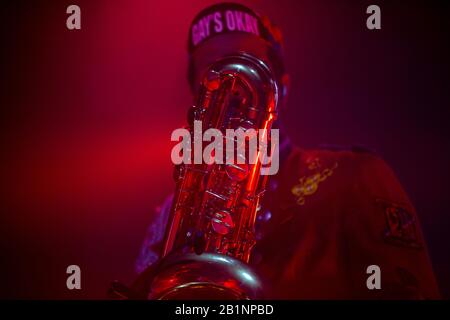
[{"x1": 138, "y1": 53, "x2": 279, "y2": 300}]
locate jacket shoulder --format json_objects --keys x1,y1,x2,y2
[
  {"x1": 287, "y1": 144, "x2": 381, "y2": 171},
  {"x1": 287, "y1": 144, "x2": 412, "y2": 214},
  {"x1": 283, "y1": 144, "x2": 395, "y2": 196}
]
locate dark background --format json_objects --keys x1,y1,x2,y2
[{"x1": 1, "y1": 0, "x2": 449, "y2": 299}]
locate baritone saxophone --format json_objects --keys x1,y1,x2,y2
[{"x1": 143, "y1": 52, "x2": 279, "y2": 299}]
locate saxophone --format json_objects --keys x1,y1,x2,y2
[{"x1": 135, "y1": 52, "x2": 279, "y2": 300}]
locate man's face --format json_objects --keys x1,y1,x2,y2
[{"x1": 189, "y1": 33, "x2": 278, "y2": 96}]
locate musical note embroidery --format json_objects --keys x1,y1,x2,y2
[{"x1": 291, "y1": 158, "x2": 338, "y2": 206}]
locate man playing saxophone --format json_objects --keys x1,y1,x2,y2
[{"x1": 132, "y1": 2, "x2": 440, "y2": 299}]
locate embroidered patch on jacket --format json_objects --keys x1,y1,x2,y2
[
  {"x1": 377, "y1": 199, "x2": 422, "y2": 249},
  {"x1": 291, "y1": 157, "x2": 338, "y2": 205}
]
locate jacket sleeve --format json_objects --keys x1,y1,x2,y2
[
  {"x1": 344, "y1": 153, "x2": 440, "y2": 299},
  {"x1": 135, "y1": 194, "x2": 173, "y2": 274}
]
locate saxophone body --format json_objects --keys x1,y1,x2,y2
[{"x1": 147, "y1": 53, "x2": 279, "y2": 299}]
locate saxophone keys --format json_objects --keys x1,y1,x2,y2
[{"x1": 212, "y1": 210, "x2": 235, "y2": 235}]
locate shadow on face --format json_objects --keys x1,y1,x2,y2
[{"x1": 188, "y1": 33, "x2": 282, "y2": 96}]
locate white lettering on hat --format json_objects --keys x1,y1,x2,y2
[
  {"x1": 192, "y1": 10, "x2": 260, "y2": 47},
  {"x1": 245, "y1": 13, "x2": 259, "y2": 35},
  {"x1": 213, "y1": 12, "x2": 223, "y2": 32},
  {"x1": 201, "y1": 14, "x2": 214, "y2": 37},
  {"x1": 234, "y1": 10, "x2": 245, "y2": 31},
  {"x1": 192, "y1": 13, "x2": 214, "y2": 45},
  {"x1": 192, "y1": 24, "x2": 201, "y2": 46},
  {"x1": 225, "y1": 10, "x2": 235, "y2": 31}
]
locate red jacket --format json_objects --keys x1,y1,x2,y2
[{"x1": 136, "y1": 146, "x2": 440, "y2": 299}]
